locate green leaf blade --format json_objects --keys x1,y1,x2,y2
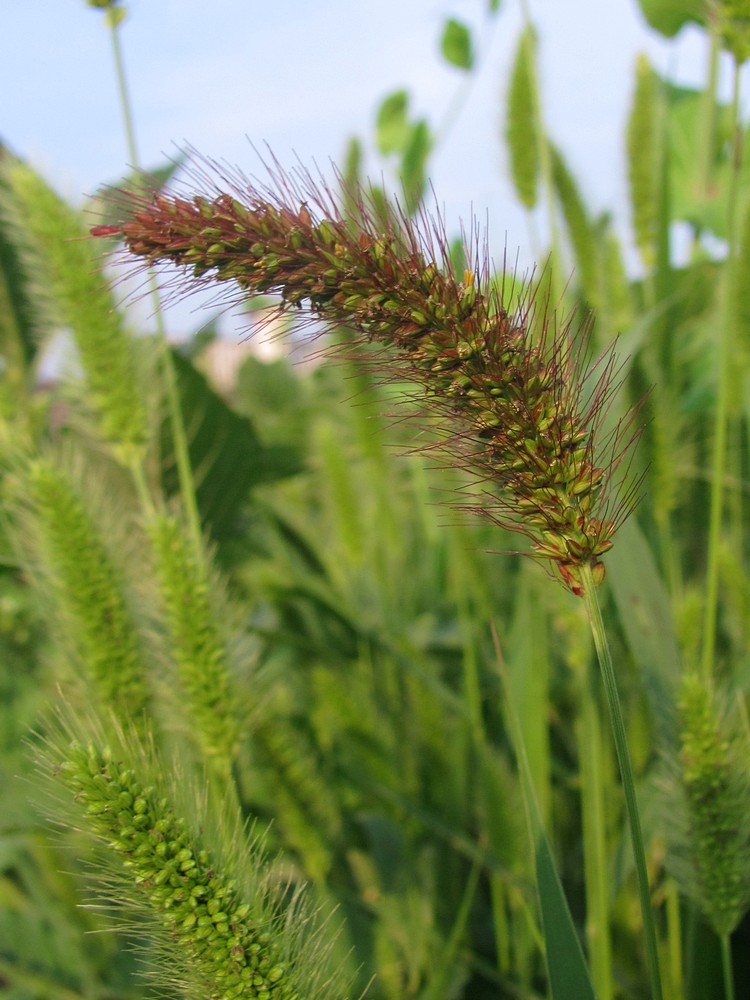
[
  {"x1": 440, "y1": 18, "x2": 474, "y2": 70},
  {"x1": 376, "y1": 90, "x2": 411, "y2": 155}
]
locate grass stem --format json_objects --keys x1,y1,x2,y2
[
  {"x1": 721, "y1": 933, "x2": 736, "y2": 1000},
  {"x1": 104, "y1": 9, "x2": 202, "y2": 551},
  {"x1": 582, "y1": 563, "x2": 664, "y2": 1000},
  {"x1": 577, "y1": 661, "x2": 613, "y2": 1000},
  {"x1": 701, "y1": 58, "x2": 743, "y2": 680}
]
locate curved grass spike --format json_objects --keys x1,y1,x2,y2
[
  {"x1": 2, "y1": 161, "x2": 150, "y2": 463},
  {"x1": 627, "y1": 55, "x2": 663, "y2": 271},
  {"x1": 673, "y1": 674, "x2": 750, "y2": 938},
  {"x1": 20, "y1": 458, "x2": 150, "y2": 727},
  {"x1": 505, "y1": 25, "x2": 540, "y2": 211},
  {"x1": 56, "y1": 738, "x2": 348, "y2": 1000},
  {"x1": 93, "y1": 154, "x2": 642, "y2": 597},
  {"x1": 669, "y1": 674, "x2": 750, "y2": 1000},
  {"x1": 147, "y1": 512, "x2": 239, "y2": 777}
]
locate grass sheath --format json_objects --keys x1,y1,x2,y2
[{"x1": 93, "y1": 157, "x2": 641, "y2": 597}]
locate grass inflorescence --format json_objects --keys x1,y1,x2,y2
[
  {"x1": 95, "y1": 158, "x2": 641, "y2": 596},
  {"x1": 59, "y1": 739, "x2": 308, "y2": 1000},
  {"x1": 19, "y1": 457, "x2": 150, "y2": 725}
]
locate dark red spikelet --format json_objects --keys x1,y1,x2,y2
[{"x1": 90, "y1": 224, "x2": 123, "y2": 238}]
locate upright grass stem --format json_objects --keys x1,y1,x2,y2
[
  {"x1": 721, "y1": 934, "x2": 736, "y2": 1000},
  {"x1": 577, "y1": 660, "x2": 613, "y2": 1000},
  {"x1": 701, "y1": 59, "x2": 744, "y2": 681},
  {"x1": 581, "y1": 564, "x2": 664, "y2": 1000},
  {"x1": 98, "y1": 3, "x2": 202, "y2": 551}
]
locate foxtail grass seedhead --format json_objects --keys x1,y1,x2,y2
[
  {"x1": 669, "y1": 674, "x2": 750, "y2": 936},
  {"x1": 712, "y1": 0, "x2": 750, "y2": 63},
  {"x1": 19, "y1": 458, "x2": 150, "y2": 725},
  {"x1": 3, "y1": 161, "x2": 150, "y2": 460},
  {"x1": 56, "y1": 739, "x2": 324, "y2": 1000},
  {"x1": 147, "y1": 513, "x2": 239, "y2": 774},
  {"x1": 95, "y1": 153, "x2": 642, "y2": 595}
]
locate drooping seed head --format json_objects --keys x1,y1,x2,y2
[{"x1": 94, "y1": 152, "x2": 642, "y2": 595}]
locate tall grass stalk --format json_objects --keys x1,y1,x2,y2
[
  {"x1": 574, "y1": 645, "x2": 613, "y2": 1000},
  {"x1": 93, "y1": 0, "x2": 202, "y2": 550},
  {"x1": 581, "y1": 564, "x2": 664, "y2": 1000},
  {"x1": 701, "y1": 57, "x2": 743, "y2": 681}
]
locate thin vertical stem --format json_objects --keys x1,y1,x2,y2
[
  {"x1": 103, "y1": 7, "x2": 202, "y2": 552},
  {"x1": 720, "y1": 932, "x2": 736, "y2": 1000},
  {"x1": 581, "y1": 564, "x2": 664, "y2": 1000},
  {"x1": 107, "y1": 12, "x2": 139, "y2": 168},
  {"x1": 577, "y1": 664, "x2": 613, "y2": 1000},
  {"x1": 664, "y1": 879, "x2": 684, "y2": 999},
  {"x1": 701, "y1": 59, "x2": 743, "y2": 680}
]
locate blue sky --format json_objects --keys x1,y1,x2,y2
[{"x1": 3, "y1": 1, "x2": 718, "y2": 336}]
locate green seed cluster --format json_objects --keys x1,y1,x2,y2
[
  {"x1": 715, "y1": 0, "x2": 750, "y2": 64},
  {"x1": 26, "y1": 460, "x2": 150, "y2": 724},
  {"x1": 62, "y1": 741, "x2": 298, "y2": 1000},
  {"x1": 109, "y1": 182, "x2": 629, "y2": 593},
  {"x1": 147, "y1": 514, "x2": 239, "y2": 772},
  {"x1": 7, "y1": 163, "x2": 149, "y2": 458},
  {"x1": 677, "y1": 675, "x2": 750, "y2": 936}
]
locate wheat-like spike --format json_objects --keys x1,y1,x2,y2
[{"x1": 94, "y1": 153, "x2": 642, "y2": 595}]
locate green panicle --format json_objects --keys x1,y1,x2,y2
[
  {"x1": 57, "y1": 740, "x2": 305, "y2": 1000},
  {"x1": 597, "y1": 220, "x2": 634, "y2": 335},
  {"x1": 673, "y1": 674, "x2": 750, "y2": 937},
  {"x1": 253, "y1": 717, "x2": 343, "y2": 883},
  {"x1": 2, "y1": 161, "x2": 149, "y2": 459},
  {"x1": 505, "y1": 26, "x2": 540, "y2": 210},
  {"x1": 549, "y1": 144, "x2": 597, "y2": 299},
  {"x1": 715, "y1": 0, "x2": 750, "y2": 63},
  {"x1": 0, "y1": 164, "x2": 36, "y2": 425},
  {"x1": 626, "y1": 55, "x2": 663, "y2": 269},
  {"x1": 147, "y1": 513, "x2": 239, "y2": 774},
  {"x1": 24, "y1": 458, "x2": 150, "y2": 723}
]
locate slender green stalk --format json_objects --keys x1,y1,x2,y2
[
  {"x1": 664, "y1": 880, "x2": 684, "y2": 999},
  {"x1": 697, "y1": 26, "x2": 720, "y2": 212},
  {"x1": 577, "y1": 665, "x2": 613, "y2": 1000},
  {"x1": 701, "y1": 59, "x2": 743, "y2": 680},
  {"x1": 102, "y1": 5, "x2": 202, "y2": 550},
  {"x1": 106, "y1": 8, "x2": 139, "y2": 168},
  {"x1": 720, "y1": 934, "x2": 736, "y2": 1000},
  {"x1": 581, "y1": 564, "x2": 663, "y2": 1000}
]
